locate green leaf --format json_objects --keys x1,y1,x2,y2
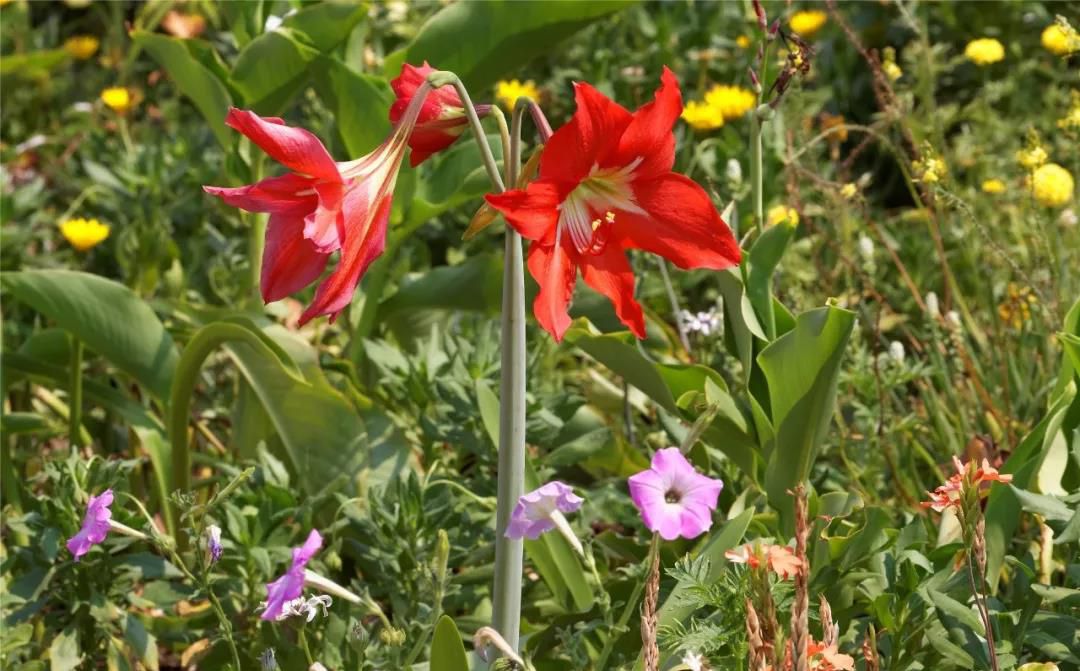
[
  {"x1": 385, "y1": 0, "x2": 633, "y2": 91},
  {"x1": 0, "y1": 48, "x2": 69, "y2": 78},
  {"x1": 49, "y1": 627, "x2": 83, "y2": 671},
  {"x1": 756, "y1": 305, "x2": 855, "y2": 511},
  {"x1": 312, "y1": 57, "x2": 392, "y2": 157},
  {"x1": 230, "y1": 3, "x2": 364, "y2": 113},
  {"x1": 131, "y1": 32, "x2": 233, "y2": 148},
  {"x1": 2, "y1": 270, "x2": 178, "y2": 400},
  {"x1": 407, "y1": 133, "x2": 504, "y2": 226},
  {"x1": 429, "y1": 615, "x2": 469, "y2": 671},
  {"x1": 121, "y1": 615, "x2": 158, "y2": 671},
  {"x1": 747, "y1": 222, "x2": 796, "y2": 340},
  {"x1": 1008, "y1": 485, "x2": 1073, "y2": 521},
  {"x1": 654, "y1": 509, "x2": 753, "y2": 668}
]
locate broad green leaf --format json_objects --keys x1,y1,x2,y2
[
  {"x1": 121, "y1": 615, "x2": 158, "y2": 671},
  {"x1": 757, "y1": 305, "x2": 855, "y2": 511},
  {"x1": 1008, "y1": 485, "x2": 1073, "y2": 521},
  {"x1": 312, "y1": 57, "x2": 392, "y2": 157},
  {"x1": 230, "y1": 3, "x2": 365, "y2": 113},
  {"x1": 429, "y1": 616, "x2": 469, "y2": 671},
  {"x1": 131, "y1": 32, "x2": 233, "y2": 148},
  {"x1": 407, "y1": 133, "x2": 504, "y2": 226},
  {"x1": 2, "y1": 270, "x2": 178, "y2": 400},
  {"x1": 747, "y1": 222, "x2": 797, "y2": 340},
  {"x1": 385, "y1": 0, "x2": 632, "y2": 91},
  {"x1": 0, "y1": 48, "x2": 68, "y2": 78},
  {"x1": 49, "y1": 627, "x2": 83, "y2": 671}
]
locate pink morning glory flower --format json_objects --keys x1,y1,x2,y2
[
  {"x1": 66, "y1": 489, "x2": 114, "y2": 561},
  {"x1": 262, "y1": 530, "x2": 322, "y2": 621},
  {"x1": 628, "y1": 448, "x2": 723, "y2": 541},
  {"x1": 505, "y1": 481, "x2": 583, "y2": 540}
]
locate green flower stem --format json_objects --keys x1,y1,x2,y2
[
  {"x1": 656, "y1": 258, "x2": 691, "y2": 355},
  {"x1": 68, "y1": 337, "x2": 84, "y2": 449},
  {"x1": 750, "y1": 111, "x2": 764, "y2": 236}
]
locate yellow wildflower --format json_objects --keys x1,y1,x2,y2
[
  {"x1": 767, "y1": 205, "x2": 799, "y2": 227},
  {"x1": 1041, "y1": 22, "x2": 1079, "y2": 56},
  {"x1": 820, "y1": 112, "x2": 848, "y2": 142},
  {"x1": 59, "y1": 218, "x2": 110, "y2": 251},
  {"x1": 840, "y1": 183, "x2": 858, "y2": 199},
  {"x1": 101, "y1": 87, "x2": 132, "y2": 113},
  {"x1": 1031, "y1": 163, "x2": 1074, "y2": 208},
  {"x1": 704, "y1": 84, "x2": 756, "y2": 121},
  {"x1": 681, "y1": 100, "x2": 724, "y2": 131},
  {"x1": 1058, "y1": 90, "x2": 1080, "y2": 131},
  {"x1": 964, "y1": 38, "x2": 1005, "y2": 66},
  {"x1": 63, "y1": 35, "x2": 99, "y2": 60},
  {"x1": 914, "y1": 157, "x2": 946, "y2": 184},
  {"x1": 494, "y1": 79, "x2": 540, "y2": 111},
  {"x1": 736, "y1": 35, "x2": 751, "y2": 49},
  {"x1": 789, "y1": 10, "x2": 827, "y2": 37},
  {"x1": 981, "y1": 179, "x2": 1006, "y2": 194},
  {"x1": 997, "y1": 283, "x2": 1037, "y2": 329},
  {"x1": 882, "y1": 47, "x2": 902, "y2": 81},
  {"x1": 1016, "y1": 146, "x2": 1047, "y2": 170}
]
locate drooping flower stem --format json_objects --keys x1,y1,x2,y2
[{"x1": 68, "y1": 337, "x2": 84, "y2": 448}]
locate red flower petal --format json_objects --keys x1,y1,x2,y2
[
  {"x1": 298, "y1": 192, "x2": 393, "y2": 326},
  {"x1": 261, "y1": 207, "x2": 331, "y2": 303},
  {"x1": 526, "y1": 240, "x2": 577, "y2": 342},
  {"x1": 580, "y1": 245, "x2": 645, "y2": 338},
  {"x1": 619, "y1": 173, "x2": 741, "y2": 270},
  {"x1": 389, "y1": 61, "x2": 463, "y2": 126},
  {"x1": 540, "y1": 82, "x2": 632, "y2": 184},
  {"x1": 203, "y1": 173, "x2": 316, "y2": 212},
  {"x1": 225, "y1": 108, "x2": 340, "y2": 183},
  {"x1": 485, "y1": 180, "x2": 563, "y2": 244},
  {"x1": 303, "y1": 182, "x2": 345, "y2": 253},
  {"x1": 613, "y1": 66, "x2": 681, "y2": 180}
]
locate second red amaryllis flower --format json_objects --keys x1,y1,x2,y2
[
  {"x1": 485, "y1": 67, "x2": 741, "y2": 341},
  {"x1": 204, "y1": 75, "x2": 436, "y2": 325},
  {"x1": 390, "y1": 61, "x2": 489, "y2": 167}
]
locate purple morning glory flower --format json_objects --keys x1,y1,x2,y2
[
  {"x1": 207, "y1": 524, "x2": 223, "y2": 563},
  {"x1": 66, "y1": 489, "x2": 114, "y2": 561},
  {"x1": 628, "y1": 448, "x2": 723, "y2": 541},
  {"x1": 262, "y1": 530, "x2": 322, "y2": 621},
  {"x1": 505, "y1": 481, "x2": 583, "y2": 540}
]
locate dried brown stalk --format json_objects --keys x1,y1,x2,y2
[
  {"x1": 790, "y1": 486, "x2": 810, "y2": 671},
  {"x1": 641, "y1": 543, "x2": 660, "y2": 671}
]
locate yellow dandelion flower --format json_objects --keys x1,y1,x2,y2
[
  {"x1": 882, "y1": 47, "x2": 902, "y2": 81},
  {"x1": 767, "y1": 205, "x2": 799, "y2": 227},
  {"x1": 1031, "y1": 163, "x2": 1074, "y2": 208},
  {"x1": 704, "y1": 84, "x2": 756, "y2": 121},
  {"x1": 1042, "y1": 23, "x2": 1079, "y2": 56},
  {"x1": 789, "y1": 10, "x2": 827, "y2": 37},
  {"x1": 101, "y1": 87, "x2": 132, "y2": 113},
  {"x1": 60, "y1": 218, "x2": 110, "y2": 251},
  {"x1": 64, "y1": 35, "x2": 99, "y2": 60},
  {"x1": 981, "y1": 179, "x2": 1006, "y2": 194},
  {"x1": 494, "y1": 79, "x2": 540, "y2": 111},
  {"x1": 914, "y1": 156, "x2": 946, "y2": 184},
  {"x1": 1016, "y1": 145, "x2": 1048, "y2": 170},
  {"x1": 735, "y1": 35, "x2": 752, "y2": 49},
  {"x1": 840, "y1": 183, "x2": 858, "y2": 199},
  {"x1": 681, "y1": 100, "x2": 724, "y2": 131},
  {"x1": 964, "y1": 38, "x2": 1005, "y2": 66},
  {"x1": 1058, "y1": 90, "x2": 1080, "y2": 131}
]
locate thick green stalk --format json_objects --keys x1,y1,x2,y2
[
  {"x1": 68, "y1": 338, "x2": 84, "y2": 448},
  {"x1": 750, "y1": 111, "x2": 764, "y2": 236}
]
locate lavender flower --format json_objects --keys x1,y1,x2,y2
[
  {"x1": 262, "y1": 530, "x2": 322, "y2": 621},
  {"x1": 506, "y1": 481, "x2": 583, "y2": 540},
  {"x1": 66, "y1": 489, "x2": 113, "y2": 561},
  {"x1": 628, "y1": 448, "x2": 723, "y2": 541},
  {"x1": 207, "y1": 524, "x2": 223, "y2": 563}
]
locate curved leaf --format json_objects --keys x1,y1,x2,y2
[
  {"x1": 757, "y1": 305, "x2": 855, "y2": 511},
  {"x1": 430, "y1": 615, "x2": 469, "y2": 671},
  {"x1": 385, "y1": 0, "x2": 633, "y2": 91},
  {"x1": 2, "y1": 270, "x2": 178, "y2": 400}
]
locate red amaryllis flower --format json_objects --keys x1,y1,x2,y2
[
  {"x1": 485, "y1": 67, "x2": 740, "y2": 341},
  {"x1": 204, "y1": 80, "x2": 433, "y2": 325},
  {"x1": 390, "y1": 61, "x2": 489, "y2": 167}
]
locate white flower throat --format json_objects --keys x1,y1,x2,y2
[{"x1": 557, "y1": 158, "x2": 645, "y2": 254}]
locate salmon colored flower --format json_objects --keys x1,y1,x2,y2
[
  {"x1": 807, "y1": 639, "x2": 855, "y2": 670},
  {"x1": 725, "y1": 542, "x2": 803, "y2": 580},
  {"x1": 628, "y1": 447, "x2": 723, "y2": 540},
  {"x1": 485, "y1": 68, "x2": 740, "y2": 340},
  {"x1": 204, "y1": 78, "x2": 433, "y2": 324},
  {"x1": 390, "y1": 61, "x2": 489, "y2": 167},
  {"x1": 921, "y1": 456, "x2": 1012, "y2": 512}
]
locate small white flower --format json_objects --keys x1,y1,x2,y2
[
  {"x1": 263, "y1": 14, "x2": 283, "y2": 31},
  {"x1": 925, "y1": 291, "x2": 940, "y2": 319},
  {"x1": 71, "y1": 102, "x2": 95, "y2": 114},
  {"x1": 1061, "y1": 208, "x2": 1077, "y2": 227},
  {"x1": 682, "y1": 650, "x2": 708, "y2": 671},
  {"x1": 888, "y1": 340, "x2": 906, "y2": 364},
  {"x1": 945, "y1": 310, "x2": 962, "y2": 329},
  {"x1": 857, "y1": 234, "x2": 874, "y2": 261},
  {"x1": 725, "y1": 158, "x2": 743, "y2": 184},
  {"x1": 265, "y1": 595, "x2": 333, "y2": 622},
  {"x1": 206, "y1": 524, "x2": 223, "y2": 563}
]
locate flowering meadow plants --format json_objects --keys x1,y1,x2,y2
[{"x1": 2, "y1": 1, "x2": 1079, "y2": 670}]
